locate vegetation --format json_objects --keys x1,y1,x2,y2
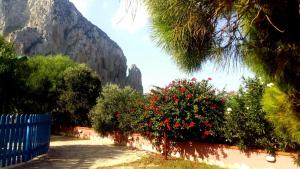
[
  {"x1": 0, "y1": 36, "x2": 102, "y2": 128},
  {"x1": 0, "y1": 36, "x2": 28, "y2": 114},
  {"x1": 223, "y1": 77, "x2": 295, "y2": 152},
  {"x1": 139, "y1": 78, "x2": 225, "y2": 145},
  {"x1": 24, "y1": 55, "x2": 77, "y2": 114},
  {"x1": 56, "y1": 64, "x2": 101, "y2": 127},
  {"x1": 262, "y1": 85, "x2": 300, "y2": 149},
  {"x1": 90, "y1": 84, "x2": 144, "y2": 134},
  {"x1": 145, "y1": 0, "x2": 300, "y2": 143},
  {"x1": 98, "y1": 154, "x2": 225, "y2": 169}
]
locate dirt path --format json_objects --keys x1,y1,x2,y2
[{"x1": 11, "y1": 136, "x2": 148, "y2": 169}]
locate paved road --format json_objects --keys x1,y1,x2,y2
[{"x1": 11, "y1": 136, "x2": 147, "y2": 169}]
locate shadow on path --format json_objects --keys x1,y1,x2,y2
[{"x1": 12, "y1": 136, "x2": 147, "y2": 169}]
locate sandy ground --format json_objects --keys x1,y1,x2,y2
[{"x1": 11, "y1": 136, "x2": 148, "y2": 169}]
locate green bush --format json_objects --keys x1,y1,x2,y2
[
  {"x1": 0, "y1": 37, "x2": 101, "y2": 128},
  {"x1": 56, "y1": 64, "x2": 101, "y2": 127},
  {"x1": 139, "y1": 78, "x2": 226, "y2": 145},
  {"x1": 90, "y1": 84, "x2": 144, "y2": 134},
  {"x1": 224, "y1": 77, "x2": 291, "y2": 152},
  {"x1": 24, "y1": 55, "x2": 77, "y2": 114}
]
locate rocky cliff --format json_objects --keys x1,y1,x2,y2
[
  {"x1": 0, "y1": 0, "x2": 143, "y2": 92},
  {"x1": 126, "y1": 64, "x2": 143, "y2": 93}
]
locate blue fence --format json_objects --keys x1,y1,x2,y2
[{"x1": 0, "y1": 114, "x2": 51, "y2": 168}]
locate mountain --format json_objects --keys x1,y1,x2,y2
[{"x1": 0, "y1": 0, "x2": 143, "y2": 92}]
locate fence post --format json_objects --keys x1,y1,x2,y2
[
  {"x1": 0, "y1": 115, "x2": 5, "y2": 167},
  {"x1": 21, "y1": 114, "x2": 28, "y2": 163},
  {"x1": 25, "y1": 115, "x2": 33, "y2": 161}
]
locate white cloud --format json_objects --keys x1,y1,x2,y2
[{"x1": 112, "y1": 0, "x2": 149, "y2": 33}]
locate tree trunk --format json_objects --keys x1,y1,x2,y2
[{"x1": 164, "y1": 131, "x2": 168, "y2": 160}]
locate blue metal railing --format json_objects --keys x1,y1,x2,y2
[{"x1": 0, "y1": 114, "x2": 51, "y2": 167}]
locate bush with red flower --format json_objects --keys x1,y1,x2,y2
[{"x1": 139, "y1": 78, "x2": 226, "y2": 147}]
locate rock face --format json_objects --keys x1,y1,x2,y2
[
  {"x1": 0, "y1": 0, "x2": 143, "y2": 92},
  {"x1": 126, "y1": 64, "x2": 143, "y2": 93}
]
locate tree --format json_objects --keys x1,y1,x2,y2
[
  {"x1": 56, "y1": 64, "x2": 101, "y2": 127},
  {"x1": 90, "y1": 84, "x2": 143, "y2": 135},
  {"x1": 24, "y1": 55, "x2": 77, "y2": 114},
  {"x1": 0, "y1": 36, "x2": 28, "y2": 114},
  {"x1": 145, "y1": 0, "x2": 300, "y2": 143}
]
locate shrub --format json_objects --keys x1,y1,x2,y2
[
  {"x1": 90, "y1": 84, "x2": 144, "y2": 134},
  {"x1": 224, "y1": 77, "x2": 291, "y2": 152},
  {"x1": 56, "y1": 64, "x2": 101, "y2": 127},
  {"x1": 139, "y1": 78, "x2": 226, "y2": 146}
]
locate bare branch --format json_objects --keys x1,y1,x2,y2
[
  {"x1": 265, "y1": 15, "x2": 285, "y2": 33},
  {"x1": 250, "y1": 7, "x2": 262, "y2": 25}
]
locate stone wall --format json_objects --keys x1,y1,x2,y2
[{"x1": 61, "y1": 127, "x2": 300, "y2": 169}]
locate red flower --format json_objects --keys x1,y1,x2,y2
[
  {"x1": 192, "y1": 77, "x2": 197, "y2": 81},
  {"x1": 208, "y1": 77, "x2": 212, "y2": 80},
  {"x1": 165, "y1": 118, "x2": 169, "y2": 123},
  {"x1": 145, "y1": 106, "x2": 149, "y2": 111},
  {"x1": 204, "y1": 130, "x2": 210, "y2": 136},
  {"x1": 173, "y1": 94, "x2": 178, "y2": 100},
  {"x1": 189, "y1": 122, "x2": 195, "y2": 128},
  {"x1": 181, "y1": 86, "x2": 186, "y2": 93},
  {"x1": 155, "y1": 108, "x2": 159, "y2": 113},
  {"x1": 187, "y1": 93, "x2": 192, "y2": 99},
  {"x1": 204, "y1": 121, "x2": 209, "y2": 126},
  {"x1": 151, "y1": 103, "x2": 155, "y2": 109},
  {"x1": 167, "y1": 124, "x2": 171, "y2": 130},
  {"x1": 175, "y1": 122, "x2": 180, "y2": 128}
]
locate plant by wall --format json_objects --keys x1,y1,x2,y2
[
  {"x1": 139, "y1": 78, "x2": 226, "y2": 158},
  {"x1": 90, "y1": 84, "x2": 144, "y2": 135},
  {"x1": 224, "y1": 77, "x2": 297, "y2": 152}
]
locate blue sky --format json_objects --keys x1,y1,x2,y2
[{"x1": 69, "y1": 0, "x2": 253, "y2": 93}]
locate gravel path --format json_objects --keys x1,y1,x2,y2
[{"x1": 11, "y1": 136, "x2": 148, "y2": 169}]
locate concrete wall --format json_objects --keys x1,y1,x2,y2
[{"x1": 61, "y1": 127, "x2": 299, "y2": 169}]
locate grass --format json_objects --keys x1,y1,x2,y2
[{"x1": 98, "y1": 154, "x2": 225, "y2": 169}]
